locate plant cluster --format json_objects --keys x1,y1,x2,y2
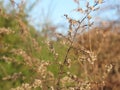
[{"x1": 0, "y1": 0, "x2": 119, "y2": 90}]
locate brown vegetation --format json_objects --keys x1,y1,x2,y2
[{"x1": 76, "y1": 22, "x2": 120, "y2": 90}]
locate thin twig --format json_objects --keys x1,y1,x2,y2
[{"x1": 56, "y1": 2, "x2": 99, "y2": 90}]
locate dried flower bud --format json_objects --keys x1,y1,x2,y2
[
  {"x1": 87, "y1": 15, "x2": 92, "y2": 20},
  {"x1": 98, "y1": 0, "x2": 103, "y2": 4}
]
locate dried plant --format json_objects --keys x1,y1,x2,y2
[{"x1": 0, "y1": 0, "x2": 120, "y2": 90}]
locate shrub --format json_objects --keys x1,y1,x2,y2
[{"x1": 0, "y1": 0, "x2": 119, "y2": 90}]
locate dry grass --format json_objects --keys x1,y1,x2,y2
[
  {"x1": 0, "y1": 0, "x2": 120, "y2": 90},
  {"x1": 76, "y1": 23, "x2": 120, "y2": 90}
]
